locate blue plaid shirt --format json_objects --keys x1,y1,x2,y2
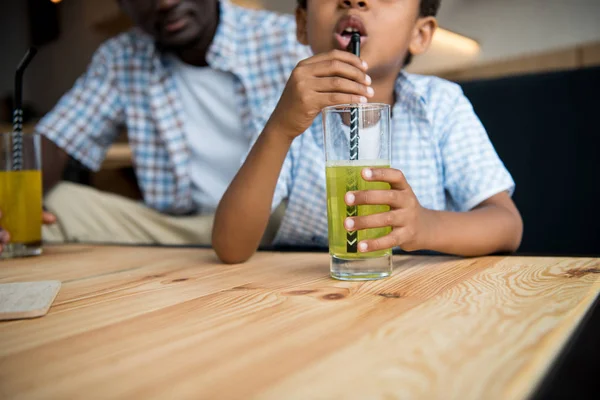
[
  {"x1": 253, "y1": 73, "x2": 516, "y2": 247},
  {"x1": 36, "y1": 0, "x2": 311, "y2": 215}
]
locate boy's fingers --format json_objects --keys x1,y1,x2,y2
[
  {"x1": 314, "y1": 77, "x2": 374, "y2": 98},
  {"x1": 345, "y1": 190, "x2": 410, "y2": 208},
  {"x1": 311, "y1": 59, "x2": 371, "y2": 85},
  {"x1": 358, "y1": 230, "x2": 408, "y2": 253},
  {"x1": 299, "y1": 49, "x2": 367, "y2": 71},
  {"x1": 319, "y1": 93, "x2": 368, "y2": 107},
  {"x1": 362, "y1": 168, "x2": 410, "y2": 190},
  {"x1": 345, "y1": 210, "x2": 398, "y2": 232}
]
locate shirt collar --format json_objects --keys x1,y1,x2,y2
[{"x1": 206, "y1": 0, "x2": 238, "y2": 72}]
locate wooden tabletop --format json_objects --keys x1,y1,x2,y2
[{"x1": 0, "y1": 245, "x2": 598, "y2": 399}]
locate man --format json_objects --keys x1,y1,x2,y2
[{"x1": 0, "y1": 0, "x2": 310, "y2": 253}]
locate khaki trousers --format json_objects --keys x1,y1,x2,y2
[{"x1": 43, "y1": 182, "x2": 283, "y2": 247}]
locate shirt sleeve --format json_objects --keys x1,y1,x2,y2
[
  {"x1": 35, "y1": 43, "x2": 124, "y2": 172},
  {"x1": 247, "y1": 99, "x2": 294, "y2": 213},
  {"x1": 440, "y1": 87, "x2": 515, "y2": 212}
]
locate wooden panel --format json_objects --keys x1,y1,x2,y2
[
  {"x1": 0, "y1": 245, "x2": 598, "y2": 399},
  {"x1": 581, "y1": 42, "x2": 600, "y2": 67},
  {"x1": 101, "y1": 144, "x2": 133, "y2": 170},
  {"x1": 232, "y1": 0, "x2": 265, "y2": 8},
  {"x1": 440, "y1": 48, "x2": 579, "y2": 82}
]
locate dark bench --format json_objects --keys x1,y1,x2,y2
[{"x1": 460, "y1": 67, "x2": 600, "y2": 256}]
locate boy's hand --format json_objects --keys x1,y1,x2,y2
[
  {"x1": 344, "y1": 168, "x2": 434, "y2": 253},
  {"x1": 270, "y1": 50, "x2": 373, "y2": 140},
  {"x1": 0, "y1": 210, "x2": 56, "y2": 255}
]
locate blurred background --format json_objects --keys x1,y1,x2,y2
[{"x1": 1, "y1": 0, "x2": 599, "y2": 117}]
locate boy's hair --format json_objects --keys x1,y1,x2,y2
[{"x1": 296, "y1": 0, "x2": 441, "y2": 65}]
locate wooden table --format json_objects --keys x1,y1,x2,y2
[{"x1": 0, "y1": 246, "x2": 598, "y2": 399}]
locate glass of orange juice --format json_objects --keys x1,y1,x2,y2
[{"x1": 0, "y1": 131, "x2": 42, "y2": 259}]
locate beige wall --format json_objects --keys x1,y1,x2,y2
[{"x1": 436, "y1": 0, "x2": 600, "y2": 64}]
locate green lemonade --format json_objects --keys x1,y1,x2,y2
[{"x1": 326, "y1": 160, "x2": 392, "y2": 259}]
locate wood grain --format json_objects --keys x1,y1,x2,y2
[{"x1": 0, "y1": 245, "x2": 597, "y2": 399}]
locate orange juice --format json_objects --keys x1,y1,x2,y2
[{"x1": 0, "y1": 170, "x2": 42, "y2": 245}]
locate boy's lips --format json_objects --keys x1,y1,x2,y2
[
  {"x1": 334, "y1": 33, "x2": 367, "y2": 51},
  {"x1": 334, "y1": 14, "x2": 368, "y2": 50}
]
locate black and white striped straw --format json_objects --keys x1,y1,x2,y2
[
  {"x1": 12, "y1": 47, "x2": 37, "y2": 171},
  {"x1": 346, "y1": 33, "x2": 361, "y2": 253}
]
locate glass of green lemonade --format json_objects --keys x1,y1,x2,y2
[{"x1": 322, "y1": 103, "x2": 392, "y2": 281}]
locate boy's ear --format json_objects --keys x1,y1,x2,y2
[
  {"x1": 408, "y1": 16, "x2": 437, "y2": 57},
  {"x1": 296, "y1": 7, "x2": 309, "y2": 45}
]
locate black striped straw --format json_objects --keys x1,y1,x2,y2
[
  {"x1": 12, "y1": 47, "x2": 37, "y2": 171},
  {"x1": 346, "y1": 33, "x2": 361, "y2": 253}
]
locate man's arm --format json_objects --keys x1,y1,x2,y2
[{"x1": 36, "y1": 38, "x2": 125, "y2": 182}]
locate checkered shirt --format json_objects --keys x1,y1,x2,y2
[
  {"x1": 36, "y1": 0, "x2": 311, "y2": 215},
  {"x1": 253, "y1": 73, "x2": 516, "y2": 247}
]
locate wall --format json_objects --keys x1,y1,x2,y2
[
  {"x1": 262, "y1": 0, "x2": 293, "y2": 14},
  {"x1": 0, "y1": 1, "x2": 30, "y2": 107},
  {"x1": 437, "y1": 0, "x2": 600, "y2": 63},
  {"x1": 25, "y1": 0, "x2": 106, "y2": 114}
]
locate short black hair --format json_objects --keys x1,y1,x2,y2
[{"x1": 296, "y1": 0, "x2": 441, "y2": 65}]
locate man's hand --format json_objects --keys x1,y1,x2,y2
[
  {"x1": 0, "y1": 210, "x2": 56, "y2": 255},
  {"x1": 343, "y1": 168, "x2": 433, "y2": 253},
  {"x1": 269, "y1": 49, "x2": 373, "y2": 140},
  {"x1": 42, "y1": 211, "x2": 57, "y2": 225}
]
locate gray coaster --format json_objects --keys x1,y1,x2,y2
[{"x1": 0, "y1": 281, "x2": 61, "y2": 321}]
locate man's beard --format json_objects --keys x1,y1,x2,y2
[{"x1": 155, "y1": 32, "x2": 203, "y2": 53}]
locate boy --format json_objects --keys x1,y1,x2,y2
[{"x1": 212, "y1": 0, "x2": 523, "y2": 264}]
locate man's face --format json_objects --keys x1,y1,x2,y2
[{"x1": 119, "y1": 0, "x2": 218, "y2": 49}]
